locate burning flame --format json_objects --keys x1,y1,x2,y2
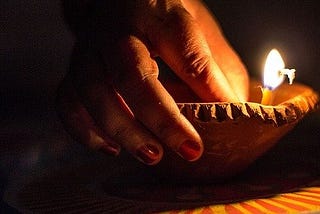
[
  {"x1": 263, "y1": 49, "x2": 295, "y2": 90},
  {"x1": 263, "y1": 49, "x2": 285, "y2": 89}
]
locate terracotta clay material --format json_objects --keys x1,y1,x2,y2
[{"x1": 152, "y1": 80, "x2": 319, "y2": 183}]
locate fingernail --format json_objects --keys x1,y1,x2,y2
[
  {"x1": 178, "y1": 140, "x2": 202, "y2": 161},
  {"x1": 136, "y1": 144, "x2": 160, "y2": 165},
  {"x1": 99, "y1": 144, "x2": 121, "y2": 156}
]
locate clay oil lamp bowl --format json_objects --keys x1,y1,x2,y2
[{"x1": 152, "y1": 79, "x2": 319, "y2": 183}]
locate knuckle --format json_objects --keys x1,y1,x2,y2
[
  {"x1": 182, "y1": 51, "x2": 211, "y2": 78},
  {"x1": 114, "y1": 64, "x2": 158, "y2": 104},
  {"x1": 115, "y1": 61, "x2": 158, "y2": 87},
  {"x1": 113, "y1": 37, "x2": 159, "y2": 93}
]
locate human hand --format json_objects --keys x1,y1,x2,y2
[{"x1": 56, "y1": 0, "x2": 249, "y2": 165}]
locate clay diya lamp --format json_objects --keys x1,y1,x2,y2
[{"x1": 151, "y1": 79, "x2": 319, "y2": 183}]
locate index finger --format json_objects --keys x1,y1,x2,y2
[
  {"x1": 146, "y1": 5, "x2": 239, "y2": 102},
  {"x1": 182, "y1": 0, "x2": 249, "y2": 101}
]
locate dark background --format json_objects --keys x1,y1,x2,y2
[
  {"x1": 208, "y1": 0, "x2": 320, "y2": 88},
  {"x1": 1, "y1": 1, "x2": 320, "y2": 212}
]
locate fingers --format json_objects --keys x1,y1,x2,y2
[
  {"x1": 58, "y1": 0, "x2": 249, "y2": 166},
  {"x1": 111, "y1": 35, "x2": 203, "y2": 161},
  {"x1": 58, "y1": 48, "x2": 164, "y2": 165},
  {"x1": 146, "y1": 5, "x2": 239, "y2": 102},
  {"x1": 55, "y1": 76, "x2": 121, "y2": 156},
  {"x1": 182, "y1": 0, "x2": 249, "y2": 101}
]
